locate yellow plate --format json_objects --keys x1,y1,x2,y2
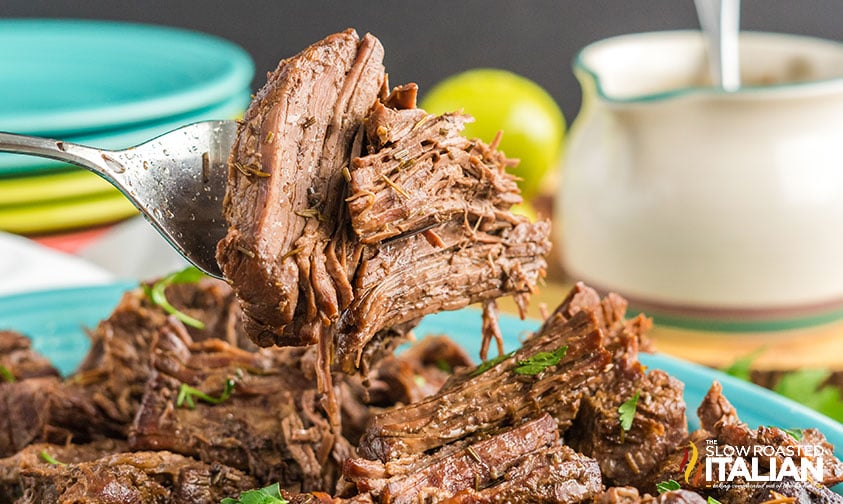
[
  {"x1": 0, "y1": 170, "x2": 115, "y2": 207},
  {"x1": 0, "y1": 191, "x2": 137, "y2": 234}
]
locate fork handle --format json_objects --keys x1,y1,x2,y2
[{"x1": 0, "y1": 132, "x2": 119, "y2": 182}]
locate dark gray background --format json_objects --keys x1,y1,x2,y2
[{"x1": 4, "y1": 1, "x2": 841, "y2": 122}]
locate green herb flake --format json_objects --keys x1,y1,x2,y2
[
  {"x1": 220, "y1": 482, "x2": 288, "y2": 504},
  {"x1": 176, "y1": 376, "x2": 236, "y2": 410},
  {"x1": 0, "y1": 365, "x2": 15, "y2": 383},
  {"x1": 721, "y1": 347, "x2": 766, "y2": 382},
  {"x1": 434, "y1": 359, "x2": 453, "y2": 373},
  {"x1": 618, "y1": 391, "x2": 641, "y2": 432},
  {"x1": 143, "y1": 266, "x2": 207, "y2": 329},
  {"x1": 470, "y1": 351, "x2": 514, "y2": 377},
  {"x1": 39, "y1": 450, "x2": 66, "y2": 466},
  {"x1": 707, "y1": 497, "x2": 723, "y2": 504},
  {"x1": 513, "y1": 346, "x2": 568, "y2": 376},
  {"x1": 780, "y1": 427, "x2": 804, "y2": 441},
  {"x1": 774, "y1": 369, "x2": 843, "y2": 423},
  {"x1": 655, "y1": 479, "x2": 681, "y2": 494}
]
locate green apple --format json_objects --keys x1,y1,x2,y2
[{"x1": 420, "y1": 68, "x2": 565, "y2": 200}]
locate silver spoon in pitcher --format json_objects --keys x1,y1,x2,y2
[{"x1": 694, "y1": 0, "x2": 741, "y2": 91}]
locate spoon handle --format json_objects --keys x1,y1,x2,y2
[{"x1": 695, "y1": 0, "x2": 741, "y2": 91}]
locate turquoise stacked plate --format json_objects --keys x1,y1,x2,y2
[{"x1": 0, "y1": 19, "x2": 253, "y2": 238}]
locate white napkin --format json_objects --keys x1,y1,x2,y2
[
  {"x1": 77, "y1": 216, "x2": 189, "y2": 280},
  {"x1": 0, "y1": 231, "x2": 115, "y2": 296}
]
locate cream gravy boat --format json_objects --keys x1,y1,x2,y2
[{"x1": 557, "y1": 31, "x2": 843, "y2": 326}]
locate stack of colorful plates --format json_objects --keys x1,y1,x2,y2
[{"x1": 0, "y1": 19, "x2": 254, "y2": 249}]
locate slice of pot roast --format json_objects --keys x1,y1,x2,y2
[
  {"x1": 216, "y1": 29, "x2": 550, "y2": 372},
  {"x1": 217, "y1": 29, "x2": 386, "y2": 349}
]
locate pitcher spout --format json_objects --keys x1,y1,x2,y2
[{"x1": 574, "y1": 30, "x2": 843, "y2": 105}]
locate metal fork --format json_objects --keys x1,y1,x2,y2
[{"x1": 0, "y1": 120, "x2": 238, "y2": 279}]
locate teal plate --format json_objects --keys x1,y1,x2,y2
[
  {"x1": 0, "y1": 19, "x2": 254, "y2": 136},
  {"x1": 0, "y1": 282, "x2": 840, "y2": 492}
]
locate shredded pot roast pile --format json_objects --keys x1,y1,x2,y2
[{"x1": 1, "y1": 30, "x2": 842, "y2": 503}]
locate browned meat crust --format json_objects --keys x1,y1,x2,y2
[
  {"x1": 216, "y1": 29, "x2": 550, "y2": 371},
  {"x1": 0, "y1": 330, "x2": 59, "y2": 380},
  {"x1": 14, "y1": 450, "x2": 257, "y2": 504}
]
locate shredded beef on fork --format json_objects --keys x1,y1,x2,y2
[{"x1": 216, "y1": 28, "x2": 550, "y2": 368}]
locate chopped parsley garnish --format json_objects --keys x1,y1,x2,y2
[
  {"x1": 780, "y1": 427, "x2": 804, "y2": 441},
  {"x1": 176, "y1": 376, "x2": 236, "y2": 410},
  {"x1": 0, "y1": 365, "x2": 15, "y2": 383},
  {"x1": 470, "y1": 351, "x2": 514, "y2": 377},
  {"x1": 723, "y1": 350, "x2": 843, "y2": 423},
  {"x1": 221, "y1": 482, "x2": 288, "y2": 504},
  {"x1": 143, "y1": 266, "x2": 207, "y2": 329},
  {"x1": 722, "y1": 347, "x2": 765, "y2": 381},
  {"x1": 656, "y1": 479, "x2": 681, "y2": 494},
  {"x1": 513, "y1": 346, "x2": 568, "y2": 376},
  {"x1": 618, "y1": 391, "x2": 641, "y2": 432},
  {"x1": 39, "y1": 450, "x2": 66, "y2": 466},
  {"x1": 774, "y1": 369, "x2": 843, "y2": 423},
  {"x1": 434, "y1": 358, "x2": 453, "y2": 373}
]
